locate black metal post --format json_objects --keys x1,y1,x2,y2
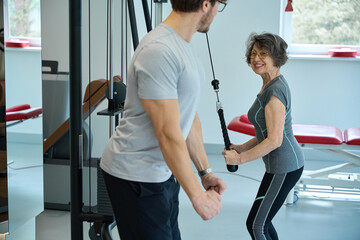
[
  {"x1": 69, "y1": 0, "x2": 83, "y2": 239},
  {"x1": 142, "y1": 0, "x2": 152, "y2": 32},
  {"x1": 127, "y1": 0, "x2": 139, "y2": 50}
]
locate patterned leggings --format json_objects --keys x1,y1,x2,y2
[{"x1": 246, "y1": 167, "x2": 303, "y2": 240}]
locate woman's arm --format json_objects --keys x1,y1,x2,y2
[
  {"x1": 231, "y1": 137, "x2": 258, "y2": 153},
  {"x1": 223, "y1": 96, "x2": 285, "y2": 165}
]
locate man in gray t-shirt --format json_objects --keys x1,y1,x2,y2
[{"x1": 100, "y1": 0, "x2": 228, "y2": 239}]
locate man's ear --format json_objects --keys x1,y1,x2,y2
[{"x1": 200, "y1": 0, "x2": 211, "y2": 13}]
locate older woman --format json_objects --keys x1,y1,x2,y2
[{"x1": 222, "y1": 33, "x2": 304, "y2": 240}]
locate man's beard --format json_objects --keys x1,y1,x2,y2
[{"x1": 197, "y1": 10, "x2": 212, "y2": 33}]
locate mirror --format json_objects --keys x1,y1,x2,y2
[
  {"x1": 0, "y1": 0, "x2": 8, "y2": 234},
  {"x1": 0, "y1": 0, "x2": 44, "y2": 237}
]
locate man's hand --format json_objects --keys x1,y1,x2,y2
[
  {"x1": 191, "y1": 190, "x2": 222, "y2": 220},
  {"x1": 200, "y1": 172, "x2": 227, "y2": 194}
]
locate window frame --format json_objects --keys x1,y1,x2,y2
[
  {"x1": 279, "y1": 0, "x2": 360, "y2": 56},
  {"x1": 4, "y1": 0, "x2": 41, "y2": 48}
]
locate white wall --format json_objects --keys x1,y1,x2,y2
[
  {"x1": 191, "y1": 0, "x2": 360, "y2": 149},
  {"x1": 41, "y1": 1, "x2": 360, "y2": 158},
  {"x1": 192, "y1": 0, "x2": 282, "y2": 146}
]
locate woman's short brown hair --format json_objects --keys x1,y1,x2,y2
[
  {"x1": 170, "y1": 0, "x2": 218, "y2": 12},
  {"x1": 245, "y1": 32, "x2": 288, "y2": 68}
]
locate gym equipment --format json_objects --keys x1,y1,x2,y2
[
  {"x1": 68, "y1": 0, "x2": 161, "y2": 239},
  {"x1": 205, "y1": 33, "x2": 238, "y2": 172},
  {"x1": 328, "y1": 48, "x2": 357, "y2": 58},
  {"x1": 228, "y1": 114, "x2": 360, "y2": 203},
  {"x1": 43, "y1": 77, "x2": 122, "y2": 156},
  {"x1": 4, "y1": 39, "x2": 30, "y2": 48},
  {"x1": 5, "y1": 104, "x2": 42, "y2": 127}
]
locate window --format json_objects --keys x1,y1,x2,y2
[
  {"x1": 280, "y1": 0, "x2": 360, "y2": 56},
  {"x1": 5, "y1": 0, "x2": 41, "y2": 47}
]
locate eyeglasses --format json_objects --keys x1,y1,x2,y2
[
  {"x1": 250, "y1": 51, "x2": 269, "y2": 59},
  {"x1": 217, "y1": 0, "x2": 227, "y2": 12}
]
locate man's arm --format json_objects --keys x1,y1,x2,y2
[
  {"x1": 186, "y1": 113, "x2": 226, "y2": 194},
  {"x1": 140, "y1": 99, "x2": 222, "y2": 220},
  {"x1": 186, "y1": 113, "x2": 209, "y2": 173}
]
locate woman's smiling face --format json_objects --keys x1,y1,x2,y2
[{"x1": 250, "y1": 44, "x2": 279, "y2": 78}]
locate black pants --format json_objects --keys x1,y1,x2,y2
[
  {"x1": 102, "y1": 170, "x2": 181, "y2": 240},
  {"x1": 246, "y1": 167, "x2": 303, "y2": 240}
]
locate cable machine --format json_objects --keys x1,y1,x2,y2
[
  {"x1": 205, "y1": 33, "x2": 238, "y2": 173},
  {"x1": 69, "y1": 1, "x2": 237, "y2": 239},
  {"x1": 69, "y1": 1, "x2": 166, "y2": 239}
]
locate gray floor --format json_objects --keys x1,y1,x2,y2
[{"x1": 36, "y1": 154, "x2": 360, "y2": 240}]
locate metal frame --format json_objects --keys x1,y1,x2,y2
[
  {"x1": 69, "y1": 1, "x2": 167, "y2": 239},
  {"x1": 286, "y1": 143, "x2": 360, "y2": 204}
]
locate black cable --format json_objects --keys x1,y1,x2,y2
[
  {"x1": 88, "y1": 0, "x2": 92, "y2": 214},
  {"x1": 205, "y1": 34, "x2": 216, "y2": 80},
  {"x1": 205, "y1": 33, "x2": 238, "y2": 173},
  {"x1": 106, "y1": 0, "x2": 109, "y2": 87},
  {"x1": 126, "y1": 0, "x2": 128, "y2": 82},
  {"x1": 108, "y1": 0, "x2": 115, "y2": 111}
]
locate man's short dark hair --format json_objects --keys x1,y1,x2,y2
[
  {"x1": 170, "y1": 0, "x2": 218, "y2": 12},
  {"x1": 245, "y1": 33, "x2": 288, "y2": 68}
]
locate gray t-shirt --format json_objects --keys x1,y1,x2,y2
[
  {"x1": 100, "y1": 24, "x2": 205, "y2": 182},
  {"x1": 247, "y1": 75, "x2": 304, "y2": 173}
]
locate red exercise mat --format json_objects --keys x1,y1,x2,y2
[
  {"x1": 228, "y1": 114, "x2": 344, "y2": 145},
  {"x1": 344, "y1": 128, "x2": 360, "y2": 145},
  {"x1": 5, "y1": 39, "x2": 30, "y2": 48},
  {"x1": 6, "y1": 104, "x2": 31, "y2": 112},
  {"x1": 328, "y1": 48, "x2": 357, "y2": 58},
  {"x1": 6, "y1": 107, "x2": 42, "y2": 122}
]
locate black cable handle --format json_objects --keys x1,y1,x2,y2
[{"x1": 206, "y1": 33, "x2": 238, "y2": 173}]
